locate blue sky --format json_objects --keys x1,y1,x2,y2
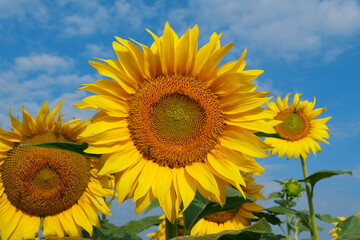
[{"x1": 1, "y1": 0, "x2": 360, "y2": 239}]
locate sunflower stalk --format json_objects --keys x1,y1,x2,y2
[
  {"x1": 165, "y1": 218, "x2": 177, "y2": 240},
  {"x1": 300, "y1": 155, "x2": 319, "y2": 240},
  {"x1": 285, "y1": 195, "x2": 291, "y2": 240}
]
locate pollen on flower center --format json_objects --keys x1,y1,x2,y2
[
  {"x1": 150, "y1": 93, "x2": 206, "y2": 144},
  {"x1": 127, "y1": 75, "x2": 224, "y2": 168},
  {"x1": 33, "y1": 167, "x2": 60, "y2": 190},
  {"x1": 275, "y1": 109, "x2": 310, "y2": 141},
  {"x1": 1, "y1": 132, "x2": 90, "y2": 217}
]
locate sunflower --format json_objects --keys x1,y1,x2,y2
[
  {"x1": 75, "y1": 22, "x2": 278, "y2": 223},
  {"x1": 0, "y1": 101, "x2": 114, "y2": 240},
  {"x1": 190, "y1": 172, "x2": 265, "y2": 235},
  {"x1": 265, "y1": 93, "x2": 331, "y2": 160}
]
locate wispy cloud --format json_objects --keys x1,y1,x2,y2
[
  {"x1": 82, "y1": 43, "x2": 116, "y2": 59},
  {"x1": 0, "y1": 0, "x2": 48, "y2": 20},
  {"x1": 167, "y1": 0, "x2": 360, "y2": 62},
  {"x1": 0, "y1": 53, "x2": 97, "y2": 127},
  {"x1": 14, "y1": 54, "x2": 73, "y2": 73}
]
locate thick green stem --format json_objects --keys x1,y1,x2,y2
[
  {"x1": 285, "y1": 195, "x2": 291, "y2": 240},
  {"x1": 294, "y1": 220, "x2": 299, "y2": 240},
  {"x1": 165, "y1": 217, "x2": 177, "y2": 240},
  {"x1": 300, "y1": 156, "x2": 319, "y2": 240},
  {"x1": 286, "y1": 214, "x2": 291, "y2": 240}
]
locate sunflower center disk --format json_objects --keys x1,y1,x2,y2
[
  {"x1": 204, "y1": 210, "x2": 235, "y2": 223},
  {"x1": 150, "y1": 93, "x2": 205, "y2": 144},
  {"x1": 128, "y1": 75, "x2": 224, "y2": 168},
  {"x1": 275, "y1": 111, "x2": 310, "y2": 141},
  {"x1": 33, "y1": 167, "x2": 60, "y2": 190},
  {"x1": 1, "y1": 132, "x2": 90, "y2": 217}
]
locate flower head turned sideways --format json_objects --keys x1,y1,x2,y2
[
  {"x1": 147, "y1": 173, "x2": 265, "y2": 238},
  {"x1": 0, "y1": 101, "x2": 114, "y2": 240},
  {"x1": 75, "y1": 22, "x2": 278, "y2": 223},
  {"x1": 265, "y1": 93, "x2": 331, "y2": 160},
  {"x1": 190, "y1": 172, "x2": 265, "y2": 236}
]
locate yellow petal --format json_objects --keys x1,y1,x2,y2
[
  {"x1": 43, "y1": 215, "x2": 65, "y2": 238},
  {"x1": 133, "y1": 161, "x2": 160, "y2": 201},
  {"x1": 35, "y1": 101, "x2": 49, "y2": 133},
  {"x1": 58, "y1": 209, "x2": 82, "y2": 237},
  {"x1": 72, "y1": 204, "x2": 93, "y2": 236}
]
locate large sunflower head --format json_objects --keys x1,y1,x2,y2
[
  {"x1": 190, "y1": 172, "x2": 265, "y2": 235},
  {"x1": 75, "y1": 22, "x2": 278, "y2": 223},
  {"x1": 265, "y1": 93, "x2": 331, "y2": 160},
  {"x1": 0, "y1": 101, "x2": 114, "y2": 240}
]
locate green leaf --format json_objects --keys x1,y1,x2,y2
[
  {"x1": 145, "y1": 198, "x2": 160, "y2": 213},
  {"x1": 255, "y1": 132, "x2": 285, "y2": 139},
  {"x1": 183, "y1": 188, "x2": 251, "y2": 234},
  {"x1": 23, "y1": 142, "x2": 101, "y2": 158},
  {"x1": 266, "y1": 207, "x2": 311, "y2": 230},
  {"x1": 261, "y1": 234, "x2": 286, "y2": 240},
  {"x1": 268, "y1": 192, "x2": 282, "y2": 199},
  {"x1": 266, "y1": 207, "x2": 297, "y2": 216},
  {"x1": 274, "y1": 199, "x2": 296, "y2": 208},
  {"x1": 254, "y1": 212, "x2": 282, "y2": 225},
  {"x1": 85, "y1": 216, "x2": 161, "y2": 240},
  {"x1": 299, "y1": 170, "x2": 352, "y2": 188},
  {"x1": 336, "y1": 216, "x2": 360, "y2": 240},
  {"x1": 174, "y1": 218, "x2": 272, "y2": 240},
  {"x1": 316, "y1": 214, "x2": 339, "y2": 223}
]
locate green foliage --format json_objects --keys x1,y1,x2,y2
[
  {"x1": 267, "y1": 192, "x2": 283, "y2": 199},
  {"x1": 145, "y1": 199, "x2": 160, "y2": 213},
  {"x1": 255, "y1": 132, "x2": 284, "y2": 139},
  {"x1": 174, "y1": 218, "x2": 272, "y2": 240},
  {"x1": 182, "y1": 188, "x2": 251, "y2": 234},
  {"x1": 23, "y1": 142, "x2": 101, "y2": 158},
  {"x1": 336, "y1": 216, "x2": 360, "y2": 240},
  {"x1": 254, "y1": 212, "x2": 282, "y2": 225},
  {"x1": 315, "y1": 214, "x2": 339, "y2": 223},
  {"x1": 299, "y1": 170, "x2": 352, "y2": 190},
  {"x1": 83, "y1": 216, "x2": 160, "y2": 240}
]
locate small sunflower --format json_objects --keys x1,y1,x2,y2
[
  {"x1": 282, "y1": 178, "x2": 304, "y2": 200},
  {"x1": 265, "y1": 93, "x2": 331, "y2": 160},
  {"x1": 190, "y1": 172, "x2": 265, "y2": 235},
  {"x1": 75, "y1": 22, "x2": 278, "y2": 222},
  {"x1": 0, "y1": 101, "x2": 114, "y2": 240}
]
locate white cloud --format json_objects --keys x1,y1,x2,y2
[
  {"x1": 0, "y1": 0, "x2": 48, "y2": 20},
  {"x1": 166, "y1": 0, "x2": 360, "y2": 61},
  {"x1": 14, "y1": 54, "x2": 73, "y2": 73},
  {"x1": 82, "y1": 43, "x2": 116, "y2": 59}
]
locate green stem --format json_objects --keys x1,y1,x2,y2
[
  {"x1": 300, "y1": 156, "x2": 319, "y2": 240},
  {"x1": 294, "y1": 220, "x2": 299, "y2": 240},
  {"x1": 165, "y1": 217, "x2": 177, "y2": 240},
  {"x1": 286, "y1": 214, "x2": 291, "y2": 240},
  {"x1": 285, "y1": 195, "x2": 291, "y2": 240}
]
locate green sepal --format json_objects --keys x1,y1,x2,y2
[{"x1": 255, "y1": 132, "x2": 285, "y2": 139}]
